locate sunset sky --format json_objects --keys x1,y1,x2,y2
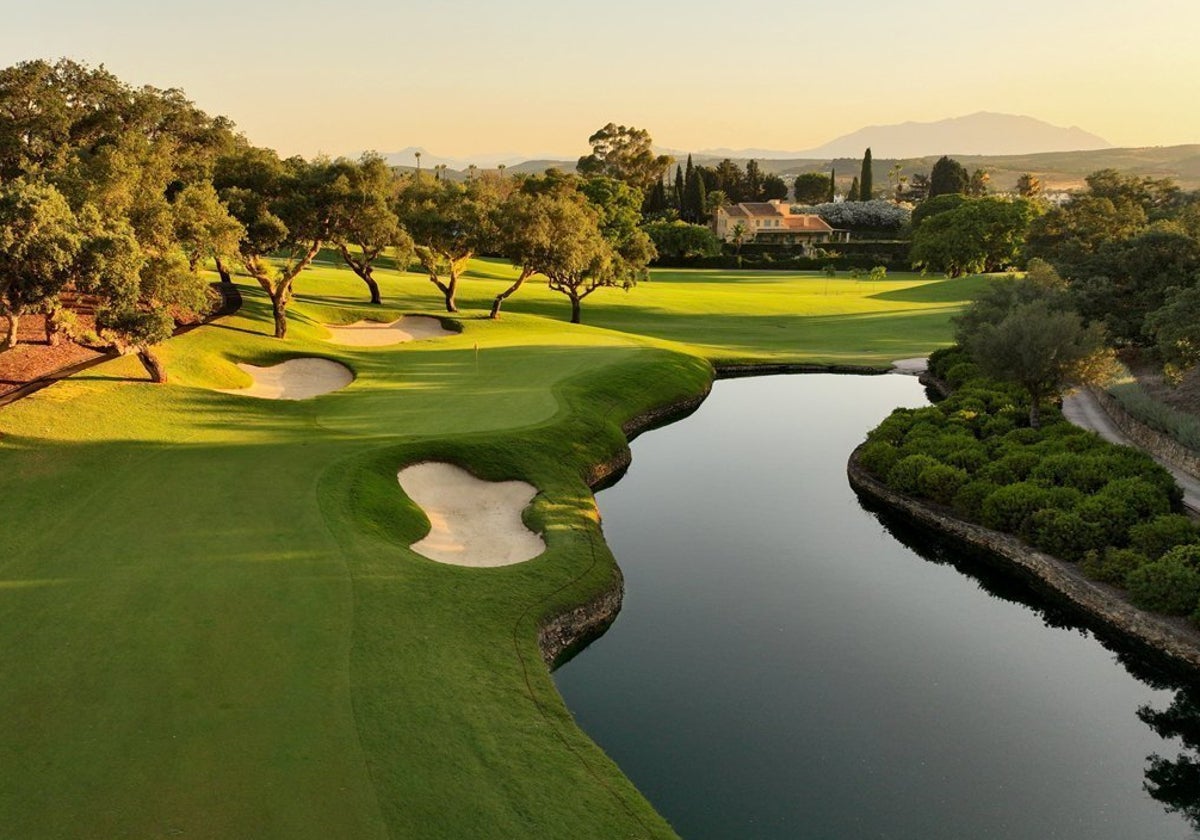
[{"x1": 3, "y1": 0, "x2": 1197, "y2": 159}]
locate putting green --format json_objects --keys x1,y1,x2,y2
[{"x1": 0, "y1": 262, "x2": 982, "y2": 838}]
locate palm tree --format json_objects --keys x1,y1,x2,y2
[{"x1": 415, "y1": 150, "x2": 422, "y2": 179}]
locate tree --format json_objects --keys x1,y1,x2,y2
[
  {"x1": 713, "y1": 159, "x2": 745, "y2": 203},
  {"x1": 96, "y1": 246, "x2": 213, "y2": 383},
  {"x1": 395, "y1": 173, "x2": 503, "y2": 313},
  {"x1": 910, "y1": 197, "x2": 1038, "y2": 277},
  {"x1": 859, "y1": 148, "x2": 873, "y2": 201},
  {"x1": 576, "y1": 123, "x2": 671, "y2": 197},
  {"x1": 744, "y1": 160, "x2": 764, "y2": 202},
  {"x1": 1148, "y1": 283, "x2": 1200, "y2": 373},
  {"x1": 910, "y1": 193, "x2": 967, "y2": 230},
  {"x1": 967, "y1": 168, "x2": 991, "y2": 197},
  {"x1": 929, "y1": 155, "x2": 969, "y2": 197},
  {"x1": 216, "y1": 148, "x2": 339, "y2": 338},
  {"x1": 673, "y1": 164, "x2": 685, "y2": 213},
  {"x1": 794, "y1": 172, "x2": 831, "y2": 205},
  {"x1": 1070, "y1": 225, "x2": 1200, "y2": 345},
  {"x1": 1016, "y1": 173, "x2": 1043, "y2": 198},
  {"x1": 847, "y1": 176, "x2": 860, "y2": 202},
  {"x1": 329, "y1": 154, "x2": 412, "y2": 304},
  {"x1": 171, "y1": 181, "x2": 244, "y2": 282},
  {"x1": 730, "y1": 222, "x2": 747, "y2": 254},
  {"x1": 966, "y1": 299, "x2": 1112, "y2": 427},
  {"x1": 761, "y1": 174, "x2": 788, "y2": 201},
  {"x1": 0, "y1": 179, "x2": 80, "y2": 348},
  {"x1": 684, "y1": 164, "x2": 706, "y2": 224},
  {"x1": 828, "y1": 168, "x2": 836, "y2": 203},
  {"x1": 642, "y1": 220, "x2": 721, "y2": 260},
  {"x1": 887, "y1": 163, "x2": 906, "y2": 202},
  {"x1": 503, "y1": 176, "x2": 654, "y2": 324}
]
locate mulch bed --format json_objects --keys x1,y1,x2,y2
[{"x1": 0, "y1": 314, "x2": 106, "y2": 398}]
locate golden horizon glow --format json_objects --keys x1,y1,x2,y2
[{"x1": 3, "y1": 0, "x2": 1197, "y2": 160}]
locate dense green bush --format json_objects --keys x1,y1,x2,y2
[
  {"x1": 860, "y1": 345, "x2": 1196, "y2": 623},
  {"x1": 981, "y1": 482, "x2": 1056, "y2": 532},
  {"x1": 887, "y1": 454, "x2": 941, "y2": 495},
  {"x1": 1129, "y1": 515, "x2": 1200, "y2": 561},
  {"x1": 945, "y1": 362, "x2": 982, "y2": 389},
  {"x1": 1128, "y1": 546, "x2": 1200, "y2": 614},
  {"x1": 859, "y1": 441, "x2": 900, "y2": 477},
  {"x1": 1025, "y1": 508, "x2": 1104, "y2": 561},
  {"x1": 917, "y1": 463, "x2": 969, "y2": 505},
  {"x1": 1081, "y1": 547, "x2": 1150, "y2": 586}
]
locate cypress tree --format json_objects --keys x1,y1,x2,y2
[
  {"x1": 674, "y1": 164, "x2": 685, "y2": 211},
  {"x1": 848, "y1": 176, "x2": 860, "y2": 202},
  {"x1": 685, "y1": 165, "x2": 707, "y2": 222},
  {"x1": 860, "y1": 148, "x2": 873, "y2": 201},
  {"x1": 828, "y1": 168, "x2": 836, "y2": 202}
]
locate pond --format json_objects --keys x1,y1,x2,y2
[{"x1": 553, "y1": 374, "x2": 1200, "y2": 840}]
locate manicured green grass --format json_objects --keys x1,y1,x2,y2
[{"x1": 0, "y1": 261, "x2": 980, "y2": 838}]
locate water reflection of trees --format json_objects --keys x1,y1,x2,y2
[
  {"x1": 1140, "y1": 689, "x2": 1200, "y2": 828},
  {"x1": 856, "y1": 491, "x2": 1200, "y2": 827}
]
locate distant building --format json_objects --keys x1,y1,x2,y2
[{"x1": 712, "y1": 200, "x2": 847, "y2": 250}]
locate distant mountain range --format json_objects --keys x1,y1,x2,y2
[
  {"x1": 363, "y1": 114, "x2": 1200, "y2": 190},
  {"x1": 685, "y1": 113, "x2": 1112, "y2": 160},
  {"x1": 370, "y1": 113, "x2": 1114, "y2": 173}
]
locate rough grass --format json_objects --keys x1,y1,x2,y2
[{"x1": 0, "y1": 261, "x2": 979, "y2": 838}]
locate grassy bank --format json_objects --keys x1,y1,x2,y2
[{"x1": 0, "y1": 263, "x2": 981, "y2": 837}]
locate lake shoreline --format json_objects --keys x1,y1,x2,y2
[{"x1": 848, "y1": 444, "x2": 1200, "y2": 675}]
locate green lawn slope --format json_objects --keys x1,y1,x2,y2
[{"x1": 0, "y1": 262, "x2": 981, "y2": 838}]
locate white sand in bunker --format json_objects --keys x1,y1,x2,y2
[
  {"x1": 323, "y1": 315, "x2": 455, "y2": 347},
  {"x1": 397, "y1": 462, "x2": 546, "y2": 567},
  {"x1": 217, "y1": 358, "x2": 354, "y2": 400}
]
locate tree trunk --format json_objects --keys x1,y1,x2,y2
[
  {"x1": 137, "y1": 346, "x2": 168, "y2": 383},
  {"x1": 45, "y1": 312, "x2": 60, "y2": 346},
  {"x1": 444, "y1": 280, "x2": 458, "y2": 313},
  {"x1": 215, "y1": 257, "x2": 233, "y2": 285},
  {"x1": 3, "y1": 313, "x2": 18, "y2": 349},
  {"x1": 570, "y1": 296, "x2": 581, "y2": 324},
  {"x1": 490, "y1": 269, "x2": 532, "y2": 319},
  {"x1": 271, "y1": 293, "x2": 288, "y2": 339},
  {"x1": 341, "y1": 247, "x2": 382, "y2": 304}
]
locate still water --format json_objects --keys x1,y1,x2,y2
[{"x1": 554, "y1": 374, "x2": 1200, "y2": 839}]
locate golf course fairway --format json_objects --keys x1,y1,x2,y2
[{"x1": 0, "y1": 261, "x2": 984, "y2": 838}]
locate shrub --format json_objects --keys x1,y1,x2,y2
[
  {"x1": 1081, "y1": 548, "x2": 1150, "y2": 586},
  {"x1": 945, "y1": 362, "x2": 982, "y2": 389},
  {"x1": 942, "y1": 444, "x2": 988, "y2": 472},
  {"x1": 917, "y1": 463, "x2": 969, "y2": 505},
  {"x1": 1128, "y1": 514, "x2": 1200, "y2": 561},
  {"x1": 886, "y1": 454, "x2": 941, "y2": 495},
  {"x1": 952, "y1": 480, "x2": 998, "y2": 521},
  {"x1": 1097, "y1": 477, "x2": 1172, "y2": 523},
  {"x1": 1025, "y1": 508, "x2": 1104, "y2": 561},
  {"x1": 859, "y1": 441, "x2": 900, "y2": 478},
  {"x1": 981, "y1": 482, "x2": 1055, "y2": 532},
  {"x1": 1029, "y1": 453, "x2": 1111, "y2": 494},
  {"x1": 868, "y1": 409, "x2": 919, "y2": 445},
  {"x1": 979, "y1": 451, "x2": 1040, "y2": 485},
  {"x1": 1127, "y1": 545, "x2": 1200, "y2": 614}
]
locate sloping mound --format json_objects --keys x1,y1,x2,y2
[
  {"x1": 324, "y1": 315, "x2": 454, "y2": 347},
  {"x1": 218, "y1": 358, "x2": 353, "y2": 400},
  {"x1": 397, "y1": 462, "x2": 545, "y2": 567}
]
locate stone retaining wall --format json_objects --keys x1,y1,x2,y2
[
  {"x1": 848, "y1": 446, "x2": 1200, "y2": 673},
  {"x1": 1092, "y1": 386, "x2": 1200, "y2": 479}
]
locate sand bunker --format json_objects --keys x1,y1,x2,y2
[
  {"x1": 397, "y1": 462, "x2": 545, "y2": 567},
  {"x1": 324, "y1": 315, "x2": 454, "y2": 347},
  {"x1": 891, "y1": 357, "x2": 929, "y2": 376},
  {"x1": 218, "y1": 358, "x2": 353, "y2": 400}
]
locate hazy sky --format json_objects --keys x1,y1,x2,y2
[{"x1": 3, "y1": 0, "x2": 1197, "y2": 159}]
